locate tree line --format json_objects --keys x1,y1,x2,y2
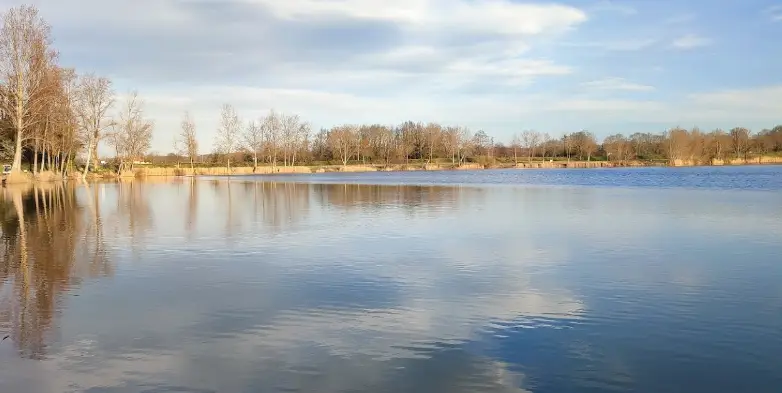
[
  {"x1": 0, "y1": 5, "x2": 153, "y2": 178},
  {"x1": 202, "y1": 107, "x2": 782, "y2": 167}
]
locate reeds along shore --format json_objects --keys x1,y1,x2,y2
[{"x1": 4, "y1": 156, "x2": 782, "y2": 185}]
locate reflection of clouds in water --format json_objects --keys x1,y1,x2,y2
[
  {"x1": 2, "y1": 336, "x2": 531, "y2": 393},
  {"x1": 1, "y1": 181, "x2": 585, "y2": 392}
]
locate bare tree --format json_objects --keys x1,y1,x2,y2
[
  {"x1": 520, "y1": 130, "x2": 533, "y2": 162},
  {"x1": 665, "y1": 127, "x2": 689, "y2": 163},
  {"x1": 707, "y1": 129, "x2": 729, "y2": 162},
  {"x1": 456, "y1": 127, "x2": 472, "y2": 165},
  {"x1": 243, "y1": 119, "x2": 263, "y2": 170},
  {"x1": 442, "y1": 126, "x2": 459, "y2": 165},
  {"x1": 54, "y1": 67, "x2": 79, "y2": 175},
  {"x1": 472, "y1": 130, "x2": 491, "y2": 157},
  {"x1": 0, "y1": 5, "x2": 53, "y2": 172},
  {"x1": 260, "y1": 110, "x2": 280, "y2": 168},
  {"x1": 280, "y1": 113, "x2": 301, "y2": 166},
  {"x1": 377, "y1": 125, "x2": 395, "y2": 166},
  {"x1": 106, "y1": 121, "x2": 125, "y2": 171},
  {"x1": 178, "y1": 112, "x2": 198, "y2": 171},
  {"x1": 114, "y1": 91, "x2": 153, "y2": 172},
  {"x1": 215, "y1": 104, "x2": 241, "y2": 172},
  {"x1": 529, "y1": 131, "x2": 541, "y2": 161},
  {"x1": 424, "y1": 123, "x2": 441, "y2": 163},
  {"x1": 570, "y1": 130, "x2": 597, "y2": 161},
  {"x1": 328, "y1": 125, "x2": 356, "y2": 167},
  {"x1": 603, "y1": 134, "x2": 630, "y2": 162},
  {"x1": 540, "y1": 132, "x2": 551, "y2": 161},
  {"x1": 75, "y1": 74, "x2": 114, "y2": 178},
  {"x1": 510, "y1": 133, "x2": 520, "y2": 164},
  {"x1": 292, "y1": 121, "x2": 311, "y2": 166},
  {"x1": 730, "y1": 127, "x2": 750, "y2": 160}
]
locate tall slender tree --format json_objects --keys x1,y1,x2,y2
[
  {"x1": 0, "y1": 5, "x2": 53, "y2": 172},
  {"x1": 215, "y1": 104, "x2": 241, "y2": 172},
  {"x1": 178, "y1": 111, "x2": 198, "y2": 171},
  {"x1": 75, "y1": 74, "x2": 114, "y2": 178}
]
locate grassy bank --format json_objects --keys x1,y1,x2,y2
[
  {"x1": 4, "y1": 156, "x2": 782, "y2": 184},
  {"x1": 83, "y1": 156, "x2": 782, "y2": 179}
]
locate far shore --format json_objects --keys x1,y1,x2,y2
[{"x1": 3, "y1": 155, "x2": 782, "y2": 185}]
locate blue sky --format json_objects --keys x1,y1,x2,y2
[{"x1": 3, "y1": 0, "x2": 781, "y2": 151}]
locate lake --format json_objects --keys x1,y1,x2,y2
[{"x1": 1, "y1": 166, "x2": 781, "y2": 393}]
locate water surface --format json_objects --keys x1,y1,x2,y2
[{"x1": 1, "y1": 167, "x2": 781, "y2": 392}]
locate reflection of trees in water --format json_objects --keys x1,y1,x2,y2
[
  {"x1": 193, "y1": 181, "x2": 471, "y2": 236},
  {"x1": 248, "y1": 182, "x2": 311, "y2": 232},
  {"x1": 186, "y1": 178, "x2": 198, "y2": 239},
  {"x1": 115, "y1": 180, "x2": 154, "y2": 240},
  {"x1": 313, "y1": 183, "x2": 465, "y2": 214},
  {"x1": 0, "y1": 183, "x2": 112, "y2": 359},
  {"x1": 197, "y1": 180, "x2": 313, "y2": 236}
]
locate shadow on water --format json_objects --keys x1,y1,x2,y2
[{"x1": 0, "y1": 183, "x2": 113, "y2": 359}]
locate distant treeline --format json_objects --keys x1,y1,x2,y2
[{"x1": 156, "y1": 108, "x2": 782, "y2": 168}]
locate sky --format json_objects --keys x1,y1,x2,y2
[{"x1": 3, "y1": 0, "x2": 782, "y2": 152}]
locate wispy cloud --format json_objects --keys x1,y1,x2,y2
[
  {"x1": 671, "y1": 34, "x2": 711, "y2": 49},
  {"x1": 561, "y1": 38, "x2": 656, "y2": 51},
  {"x1": 246, "y1": 0, "x2": 588, "y2": 36},
  {"x1": 767, "y1": 5, "x2": 782, "y2": 22},
  {"x1": 581, "y1": 77, "x2": 655, "y2": 91}
]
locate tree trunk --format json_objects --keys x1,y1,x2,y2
[
  {"x1": 42, "y1": 117, "x2": 49, "y2": 171},
  {"x1": 12, "y1": 116, "x2": 23, "y2": 172},
  {"x1": 91, "y1": 140, "x2": 99, "y2": 171},
  {"x1": 33, "y1": 141, "x2": 39, "y2": 174},
  {"x1": 82, "y1": 137, "x2": 94, "y2": 179}
]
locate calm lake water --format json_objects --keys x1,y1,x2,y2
[{"x1": 1, "y1": 166, "x2": 781, "y2": 393}]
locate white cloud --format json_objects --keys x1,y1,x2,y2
[
  {"x1": 250, "y1": 0, "x2": 587, "y2": 36},
  {"x1": 561, "y1": 38, "x2": 657, "y2": 51},
  {"x1": 671, "y1": 33, "x2": 711, "y2": 49},
  {"x1": 581, "y1": 77, "x2": 655, "y2": 91}
]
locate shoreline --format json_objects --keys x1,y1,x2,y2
[{"x1": 3, "y1": 157, "x2": 781, "y2": 185}]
